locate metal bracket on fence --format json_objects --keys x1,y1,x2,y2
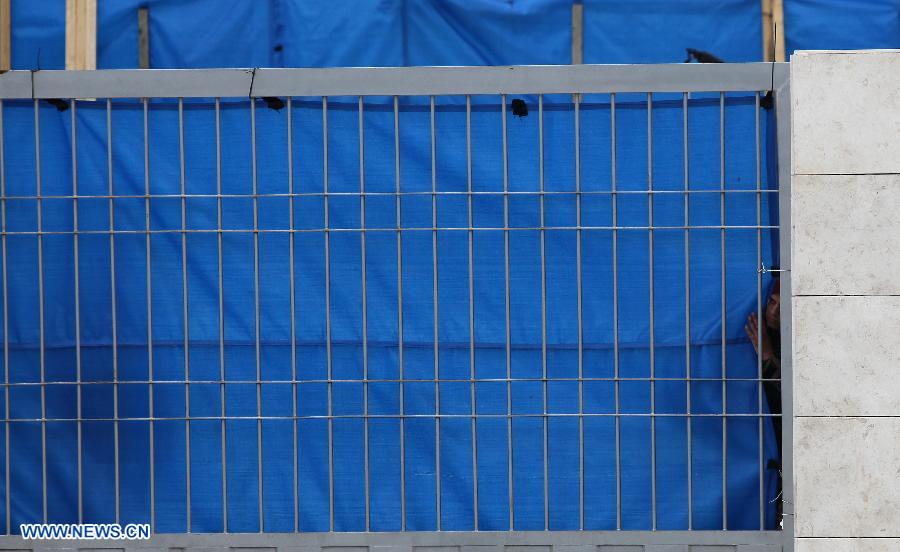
[{"x1": 759, "y1": 263, "x2": 788, "y2": 274}]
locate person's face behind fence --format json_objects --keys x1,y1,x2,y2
[{"x1": 766, "y1": 280, "x2": 781, "y2": 331}]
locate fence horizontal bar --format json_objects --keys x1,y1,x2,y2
[
  {"x1": 0, "y1": 63, "x2": 788, "y2": 99},
  {"x1": 2, "y1": 413, "x2": 783, "y2": 422},
  {"x1": 0, "y1": 189, "x2": 779, "y2": 200},
  {"x1": 0, "y1": 377, "x2": 783, "y2": 385},
  {"x1": 0, "y1": 225, "x2": 779, "y2": 236}
]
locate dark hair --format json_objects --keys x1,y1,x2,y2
[{"x1": 766, "y1": 280, "x2": 781, "y2": 358}]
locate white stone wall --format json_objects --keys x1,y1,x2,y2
[{"x1": 791, "y1": 50, "x2": 900, "y2": 552}]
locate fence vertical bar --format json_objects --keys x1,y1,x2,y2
[
  {"x1": 178, "y1": 97, "x2": 192, "y2": 532},
  {"x1": 70, "y1": 99, "x2": 84, "y2": 525},
  {"x1": 611, "y1": 92, "x2": 621, "y2": 531},
  {"x1": 430, "y1": 95, "x2": 441, "y2": 532},
  {"x1": 539, "y1": 94, "x2": 549, "y2": 532},
  {"x1": 647, "y1": 92, "x2": 656, "y2": 532},
  {"x1": 0, "y1": 99, "x2": 8, "y2": 536},
  {"x1": 575, "y1": 93, "x2": 585, "y2": 532},
  {"x1": 34, "y1": 98, "x2": 47, "y2": 524},
  {"x1": 215, "y1": 97, "x2": 228, "y2": 534},
  {"x1": 683, "y1": 91, "x2": 693, "y2": 531},
  {"x1": 394, "y1": 95, "x2": 406, "y2": 532},
  {"x1": 143, "y1": 97, "x2": 155, "y2": 533},
  {"x1": 466, "y1": 95, "x2": 478, "y2": 532},
  {"x1": 251, "y1": 97, "x2": 264, "y2": 533},
  {"x1": 107, "y1": 98, "x2": 121, "y2": 527},
  {"x1": 720, "y1": 91, "x2": 728, "y2": 530},
  {"x1": 501, "y1": 94, "x2": 513, "y2": 531},
  {"x1": 359, "y1": 96, "x2": 371, "y2": 533},
  {"x1": 288, "y1": 97, "x2": 299, "y2": 534},
  {"x1": 322, "y1": 96, "x2": 334, "y2": 533}
]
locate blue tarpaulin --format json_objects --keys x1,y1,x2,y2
[
  {"x1": 10, "y1": 0, "x2": 762, "y2": 69},
  {"x1": 784, "y1": 0, "x2": 900, "y2": 55},
  {"x1": 584, "y1": 1, "x2": 762, "y2": 64},
  {"x1": 11, "y1": 0, "x2": 900, "y2": 71}
]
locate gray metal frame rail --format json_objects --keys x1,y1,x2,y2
[{"x1": 0, "y1": 63, "x2": 791, "y2": 552}]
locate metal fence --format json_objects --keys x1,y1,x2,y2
[{"x1": 0, "y1": 63, "x2": 791, "y2": 551}]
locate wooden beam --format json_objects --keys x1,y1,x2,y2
[
  {"x1": 571, "y1": 2, "x2": 583, "y2": 103},
  {"x1": 66, "y1": 0, "x2": 96, "y2": 70},
  {"x1": 138, "y1": 7, "x2": 149, "y2": 69},
  {"x1": 571, "y1": 1, "x2": 584, "y2": 65},
  {"x1": 1, "y1": 0, "x2": 11, "y2": 71},
  {"x1": 762, "y1": 0, "x2": 786, "y2": 62},
  {"x1": 774, "y1": 0, "x2": 786, "y2": 62}
]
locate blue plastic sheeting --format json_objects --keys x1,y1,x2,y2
[
  {"x1": 785, "y1": 0, "x2": 900, "y2": 54},
  {"x1": 282, "y1": 1, "x2": 404, "y2": 68},
  {"x1": 402, "y1": 0, "x2": 572, "y2": 66},
  {"x1": 584, "y1": 1, "x2": 762, "y2": 64},
  {"x1": 8, "y1": 0, "x2": 66, "y2": 70},
  {"x1": 285, "y1": 0, "x2": 572, "y2": 67},
  {"x1": 10, "y1": 0, "x2": 762, "y2": 69},
  {"x1": 11, "y1": 0, "x2": 279, "y2": 70},
  {"x1": 0, "y1": 94, "x2": 780, "y2": 533}
]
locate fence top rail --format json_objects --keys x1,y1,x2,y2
[{"x1": 0, "y1": 62, "x2": 788, "y2": 100}]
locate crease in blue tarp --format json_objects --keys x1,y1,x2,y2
[{"x1": 1, "y1": 94, "x2": 780, "y2": 532}]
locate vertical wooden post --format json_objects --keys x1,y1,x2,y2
[
  {"x1": 571, "y1": 1, "x2": 584, "y2": 65},
  {"x1": 571, "y1": 1, "x2": 583, "y2": 104},
  {"x1": 774, "y1": 0, "x2": 786, "y2": 62},
  {"x1": 0, "y1": 0, "x2": 11, "y2": 71},
  {"x1": 66, "y1": 0, "x2": 96, "y2": 70},
  {"x1": 762, "y1": 0, "x2": 786, "y2": 62},
  {"x1": 138, "y1": 7, "x2": 149, "y2": 69}
]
